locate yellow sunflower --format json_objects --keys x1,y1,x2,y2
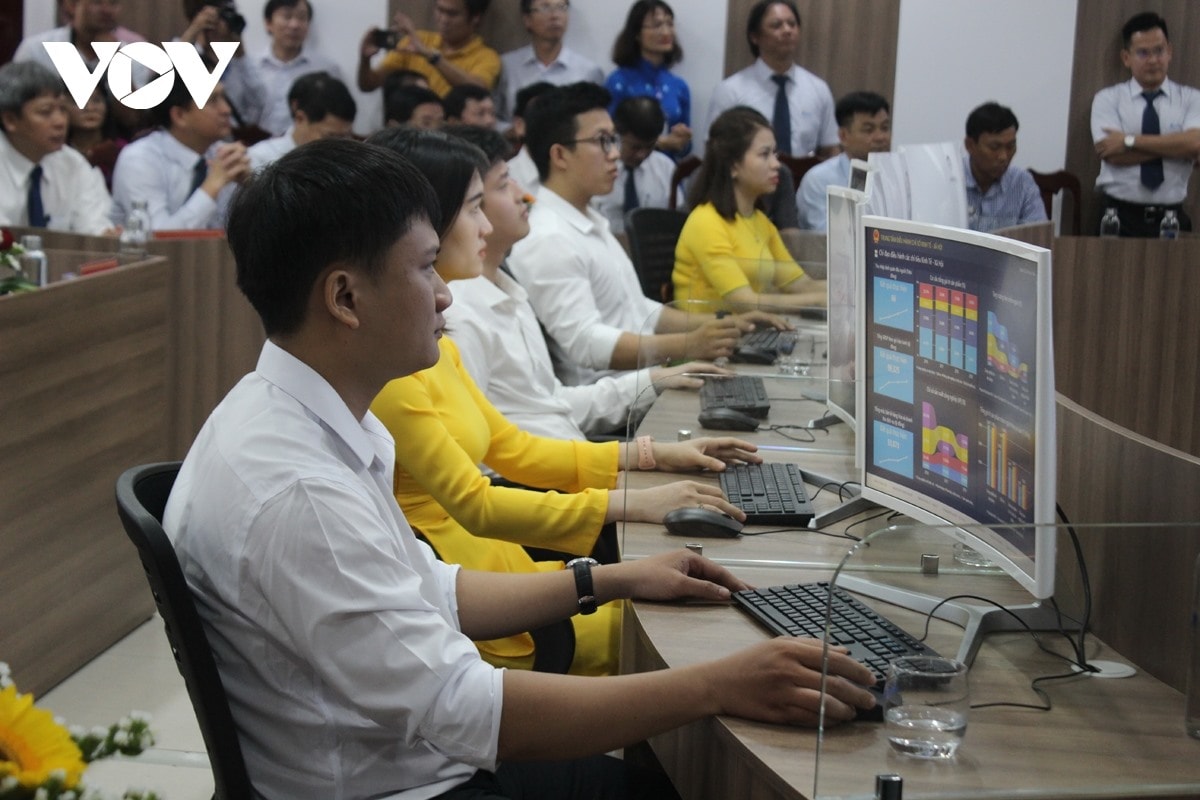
[{"x1": 0, "y1": 685, "x2": 86, "y2": 789}]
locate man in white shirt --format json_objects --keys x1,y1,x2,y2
[
  {"x1": 1092, "y1": 11, "x2": 1200, "y2": 236},
  {"x1": 247, "y1": 71, "x2": 355, "y2": 170},
  {"x1": 164, "y1": 136, "x2": 874, "y2": 798},
  {"x1": 509, "y1": 82, "x2": 777, "y2": 387},
  {"x1": 111, "y1": 80, "x2": 252, "y2": 229},
  {"x1": 445, "y1": 124, "x2": 723, "y2": 440},
  {"x1": 496, "y1": 0, "x2": 604, "y2": 122},
  {"x1": 13, "y1": 0, "x2": 145, "y2": 71},
  {"x1": 252, "y1": 0, "x2": 344, "y2": 136},
  {"x1": 707, "y1": 0, "x2": 838, "y2": 159},
  {"x1": 592, "y1": 96, "x2": 682, "y2": 235},
  {"x1": 506, "y1": 80, "x2": 554, "y2": 194},
  {"x1": 0, "y1": 62, "x2": 112, "y2": 235},
  {"x1": 797, "y1": 91, "x2": 891, "y2": 231}
]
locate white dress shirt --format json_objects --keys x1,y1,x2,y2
[
  {"x1": 13, "y1": 25, "x2": 144, "y2": 69},
  {"x1": 496, "y1": 44, "x2": 605, "y2": 121},
  {"x1": 0, "y1": 134, "x2": 112, "y2": 234},
  {"x1": 110, "y1": 130, "x2": 232, "y2": 230},
  {"x1": 507, "y1": 147, "x2": 540, "y2": 195},
  {"x1": 591, "y1": 150, "x2": 681, "y2": 234},
  {"x1": 253, "y1": 46, "x2": 344, "y2": 136},
  {"x1": 1091, "y1": 76, "x2": 1200, "y2": 204},
  {"x1": 796, "y1": 152, "x2": 849, "y2": 231},
  {"x1": 163, "y1": 341, "x2": 502, "y2": 799},
  {"x1": 247, "y1": 127, "x2": 297, "y2": 171},
  {"x1": 707, "y1": 58, "x2": 838, "y2": 157},
  {"x1": 508, "y1": 186, "x2": 664, "y2": 387},
  {"x1": 446, "y1": 271, "x2": 655, "y2": 440}
]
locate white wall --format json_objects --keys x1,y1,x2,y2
[{"x1": 892, "y1": 0, "x2": 1078, "y2": 171}]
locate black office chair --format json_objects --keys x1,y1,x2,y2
[
  {"x1": 625, "y1": 207, "x2": 688, "y2": 303},
  {"x1": 115, "y1": 462, "x2": 255, "y2": 800}
]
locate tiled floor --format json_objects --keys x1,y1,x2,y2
[{"x1": 39, "y1": 617, "x2": 215, "y2": 799}]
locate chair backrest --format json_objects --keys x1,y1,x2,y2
[
  {"x1": 667, "y1": 155, "x2": 702, "y2": 210},
  {"x1": 115, "y1": 463, "x2": 255, "y2": 800},
  {"x1": 778, "y1": 154, "x2": 823, "y2": 188},
  {"x1": 1028, "y1": 168, "x2": 1082, "y2": 235},
  {"x1": 624, "y1": 207, "x2": 688, "y2": 304}
]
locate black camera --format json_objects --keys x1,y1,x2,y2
[
  {"x1": 371, "y1": 29, "x2": 400, "y2": 50},
  {"x1": 205, "y1": 1, "x2": 247, "y2": 35}
]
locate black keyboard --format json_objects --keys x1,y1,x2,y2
[
  {"x1": 731, "y1": 328, "x2": 797, "y2": 364},
  {"x1": 719, "y1": 462, "x2": 814, "y2": 526},
  {"x1": 699, "y1": 376, "x2": 770, "y2": 418},
  {"x1": 733, "y1": 581, "x2": 941, "y2": 682}
]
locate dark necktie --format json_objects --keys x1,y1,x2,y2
[
  {"x1": 623, "y1": 166, "x2": 639, "y2": 213},
  {"x1": 771, "y1": 74, "x2": 792, "y2": 156},
  {"x1": 189, "y1": 157, "x2": 208, "y2": 195},
  {"x1": 27, "y1": 165, "x2": 47, "y2": 228},
  {"x1": 1140, "y1": 89, "x2": 1164, "y2": 189}
]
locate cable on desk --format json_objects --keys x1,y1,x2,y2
[
  {"x1": 739, "y1": 526, "x2": 860, "y2": 542},
  {"x1": 841, "y1": 509, "x2": 899, "y2": 537},
  {"x1": 1055, "y1": 503, "x2": 1095, "y2": 669},
  {"x1": 760, "y1": 424, "x2": 818, "y2": 443}
]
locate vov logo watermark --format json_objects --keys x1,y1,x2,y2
[{"x1": 43, "y1": 41, "x2": 239, "y2": 111}]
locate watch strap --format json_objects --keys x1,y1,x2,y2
[{"x1": 567, "y1": 557, "x2": 598, "y2": 615}]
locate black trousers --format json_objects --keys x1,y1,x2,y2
[
  {"x1": 433, "y1": 755, "x2": 681, "y2": 800},
  {"x1": 1101, "y1": 194, "x2": 1193, "y2": 238}
]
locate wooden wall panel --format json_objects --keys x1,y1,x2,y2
[
  {"x1": 724, "y1": 0, "x2": 900, "y2": 106},
  {"x1": 1067, "y1": 1, "x2": 1200, "y2": 233}
]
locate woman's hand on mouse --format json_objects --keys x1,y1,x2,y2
[
  {"x1": 608, "y1": 482, "x2": 745, "y2": 524},
  {"x1": 649, "y1": 437, "x2": 762, "y2": 473}
]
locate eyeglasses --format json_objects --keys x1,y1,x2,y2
[
  {"x1": 1131, "y1": 45, "x2": 1167, "y2": 61},
  {"x1": 529, "y1": 2, "x2": 569, "y2": 15},
  {"x1": 567, "y1": 132, "x2": 621, "y2": 154}
]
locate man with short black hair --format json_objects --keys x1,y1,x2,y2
[
  {"x1": 962, "y1": 101, "x2": 1046, "y2": 233},
  {"x1": 591, "y1": 95, "x2": 681, "y2": 234},
  {"x1": 253, "y1": 0, "x2": 344, "y2": 136},
  {"x1": 1092, "y1": 11, "x2": 1200, "y2": 236},
  {"x1": 506, "y1": 80, "x2": 554, "y2": 192},
  {"x1": 0, "y1": 61, "x2": 113, "y2": 234},
  {"x1": 496, "y1": 0, "x2": 604, "y2": 122},
  {"x1": 443, "y1": 83, "x2": 496, "y2": 127},
  {"x1": 384, "y1": 85, "x2": 445, "y2": 129},
  {"x1": 248, "y1": 71, "x2": 356, "y2": 170},
  {"x1": 163, "y1": 135, "x2": 875, "y2": 799},
  {"x1": 13, "y1": 0, "x2": 145, "y2": 73},
  {"x1": 358, "y1": 0, "x2": 500, "y2": 97},
  {"x1": 111, "y1": 79, "x2": 252, "y2": 230},
  {"x1": 797, "y1": 90, "x2": 891, "y2": 231}
]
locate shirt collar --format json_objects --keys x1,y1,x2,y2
[
  {"x1": 254, "y1": 340, "x2": 386, "y2": 472},
  {"x1": 751, "y1": 57, "x2": 794, "y2": 82},
  {"x1": 1127, "y1": 76, "x2": 1174, "y2": 98},
  {"x1": 259, "y1": 45, "x2": 314, "y2": 68},
  {"x1": 536, "y1": 185, "x2": 600, "y2": 235},
  {"x1": 0, "y1": 133, "x2": 37, "y2": 189}
]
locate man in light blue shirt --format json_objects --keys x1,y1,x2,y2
[
  {"x1": 962, "y1": 102, "x2": 1046, "y2": 233},
  {"x1": 252, "y1": 0, "x2": 344, "y2": 136},
  {"x1": 797, "y1": 91, "x2": 891, "y2": 230},
  {"x1": 497, "y1": 0, "x2": 604, "y2": 122}
]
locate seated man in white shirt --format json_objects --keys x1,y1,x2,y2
[
  {"x1": 509, "y1": 82, "x2": 780, "y2": 387},
  {"x1": 591, "y1": 95, "x2": 682, "y2": 235},
  {"x1": 444, "y1": 124, "x2": 723, "y2": 440},
  {"x1": 164, "y1": 136, "x2": 875, "y2": 798},
  {"x1": 111, "y1": 80, "x2": 252, "y2": 230},
  {"x1": 0, "y1": 61, "x2": 113, "y2": 235},
  {"x1": 506, "y1": 80, "x2": 554, "y2": 194},
  {"x1": 797, "y1": 91, "x2": 891, "y2": 231},
  {"x1": 253, "y1": 0, "x2": 345, "y2": 136},
  {"x1": 248, "y1": 71, "x2": 355, "y2": 170},
  {"x1": 496, "y1": 0, "x2": 604, "y2": 122}
]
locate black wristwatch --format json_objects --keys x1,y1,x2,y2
[
  {"x1": 426, "y1": 50, "x2": 442, "y2": 65},
  {"x1": 566, "y1": 557, "x2": 599, "y2": 615}
]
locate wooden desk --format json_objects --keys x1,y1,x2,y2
[{"x1": 619, "y1": 371, "x2": 1200, "y2": 799}]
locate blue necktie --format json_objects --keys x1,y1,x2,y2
[
  {"x1": 623, "y1": 166, "x2": 639, "y2": 213},
  {"x1": 1140, "y1": 90, "x2": 1164, "y2": 189},
  {"x1": 771, "y1": 74, "x2": 792, "y2": 156},
  {"x1": 27, "y1": 165, "x2": 47, "y2": 227},
  {"x1": 190, "y1": 157, "x2": 208, "y2": 195}
]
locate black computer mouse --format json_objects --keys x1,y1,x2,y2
[
  {"x1": 663, "y1": 506, "x2": 745, "y2": 538},
  {"x1": 698, "y1": 407, "x2": 761, "y2": 432},
  {"x1": 730, "y1": 346, "x2": 776, "y2": 365}
]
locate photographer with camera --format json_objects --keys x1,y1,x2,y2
[
  {"x1": 179, "y1": 0, "x2": 268, "y2": 133},
  {"x1": 357, "y1": 0, "x2": 500, "y2": 98}
]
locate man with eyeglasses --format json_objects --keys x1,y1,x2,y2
[
  {"x1": 509, "y1": 82, "x2": 784, "y2": 389},
  {"x1": 591, "y1": 95, "x2": 681, "y2": 234},
  {"x1": 496, "y1": 0, "x2": 604, "y2": 123},
  {"x1": 1091, "y1": 11, "x2": 1200, "y2": 237}
]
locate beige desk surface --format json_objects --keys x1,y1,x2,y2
[{"x1": 619, "y1": 366, "x2": 1200, "y2": 799}]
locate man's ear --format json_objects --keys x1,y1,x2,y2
[
  {"x1": 548, "y1": 141, "x2": 571, "y2": 174},
  {"x1": 322, "y1": 267, "x2": 362, "y2": 330}
]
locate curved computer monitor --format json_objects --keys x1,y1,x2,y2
[{"x1": 856, "y1": 215, "x2": 1056, "y2": 599}]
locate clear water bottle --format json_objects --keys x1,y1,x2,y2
[
  {"x1": 119, "y1": 200, "x2": 151, "y2": 262},
  {"x1": 1099, "y1": 207, "x2": 1121, "y2": 237},
  {"x1": 19, "y1": 234, "x2": 48, "y2": 287},
  {"x1": 1160, "y1": 209, "x2": 1180, "y2": 240},
  {"x1": 1187, "y1": 552, "x2": 1200, "y2": 739}
]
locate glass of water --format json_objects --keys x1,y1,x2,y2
[{"x1": 883, "y1": 656, "x2": 969, "y2": 759}]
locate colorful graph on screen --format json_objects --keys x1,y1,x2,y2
[
  {"x1": 986, "y1": 311, "x2": 1028, "y2": 380},
  {"x1": 921, "y1": 402, "x2": 969, "y2": 487},
  {"x1": 918, "y1": 283, "x2": 978, "y2": 374},
  {"x1": 985, "y1": 420, "x2": 1032, "y2": 512}
]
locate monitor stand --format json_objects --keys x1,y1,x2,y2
[
  {"x1": 800, "y1": 468, "x2": 877, "y2": 528},
  {"x1": 834, "y1": 573, "x2": 1081, "y2": 667}
]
